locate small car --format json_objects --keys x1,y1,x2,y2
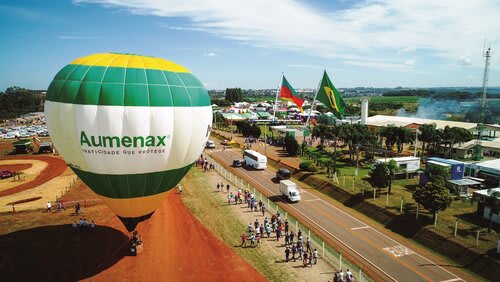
[
  {"x1": 232, "y1": 159, "x2": 243, "y2": 167},
  {"x1": 276, "y1": 168, "x2": 291, "y2": 180},
  {"x1": 0, "y1": 170, "x2": 15, "y2": 179},
  {"x1": 221, "y1": 139, "x2": 230, "y2": 145}
]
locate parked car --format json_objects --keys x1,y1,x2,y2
[
  {"x1": 232, "y1": 159, "x2": 243, "y2": 167},
  {"x1": 276, "y1": 168, "x2": 291, "y2": 180},
  {"x1": 0, "y1": 170, "x2": 15, "y2": 179}
]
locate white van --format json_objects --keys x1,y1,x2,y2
[{"x1": 279, "y1": 180, "x2": 301, "y2": 202}]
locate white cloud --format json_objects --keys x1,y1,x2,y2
[
  {"x1": 74, "y1": 0, "x2": 500, "y2": 64},
  {"x1": 404, "y1": 59, "x2": 416, "y2": 66},
  {"x1": 203, "y1": 52, "x2": 217, "y2": 57},
  {"x1": 459, "y1": 56, "x2": 472, "y2": 65},
  {"x1": 287, "y1": 64, "x2": 323, "y2": 69}
]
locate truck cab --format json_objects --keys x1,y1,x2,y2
[{"x1": 279, "y1": 180, "x2": 301, "y2": 202}]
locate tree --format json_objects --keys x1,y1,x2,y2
[
  {"x1": 395, "y1": 126, "x2": 413, "y2": 154},
  {"x1": 224, "y1": 88, "x2": 243, "y2": 102},
  {"x1": 386, "y1": 159, "x2": 399, "y2": 194},
  {"x1": 419, "y1": 124, "x2": 438, "y2": 159},
  {"x1": 413, "y1": 181, "x2": 452, "y2": 221},
  {"x1": 284, "y1": 135, "x2": 299, "y2": 156},
  {"x1": 317, "y1": 114, "x2": 336, "y2": 125},
  {"x1": 369, "y1": 162, "x2": 390, "y2": 189},
  {"x1": 484, "y1": 189, "x2": 500, "y2": 232}
]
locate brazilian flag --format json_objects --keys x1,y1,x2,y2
[{"x1": 315, "y1": 70, "x2": 346, "y2": 119}]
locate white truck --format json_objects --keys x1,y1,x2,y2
[{"x1": 279, "y1": 180, "x2": 301, "y2": 202}]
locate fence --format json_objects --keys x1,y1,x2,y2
[
  {"x1": 307, "y1": 170, "x2": 496, "y2": 251},
  {"x1": 206, "y1": 154, "x2": 372, "y2": 282}
]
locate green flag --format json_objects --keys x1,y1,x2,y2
[{"x1": 315, "y1": 70, "x2": 346, "y2": 119}]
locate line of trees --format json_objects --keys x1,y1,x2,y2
[{"x1": 0, "y1": 86, "x2": 45, "y2": 120}]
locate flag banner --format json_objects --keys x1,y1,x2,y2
[
  {"x1": 316, "y1": 71, "x2": 346, "y2": 119},
  {"x1": 280, "y1": 76, "x2": 305, "y2": 112}
]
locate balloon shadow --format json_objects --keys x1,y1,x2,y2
[{"x1": 0, "y1": 224, "x2": 129, "y2": 280}]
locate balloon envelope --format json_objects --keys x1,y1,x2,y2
[{"x1": 45, "y1": 53, "x2": 212, "y2": 231}]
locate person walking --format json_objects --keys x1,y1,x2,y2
[
  {"x1": 250, "y1": 233, "x2": 256, "y2": 247},
  {"x1": 261, "y1": 204, "x2": 266, "y2": 216},
  {"x1": 254, "y1": 219, "x2": 259, "y2": 230},
  {"x1": 291, "y1": 244, "x2": 297, "y2": 261},
  {"x1": 227, "y1": 194, "x2": 232, "y2": 206},
  {"x1": 45, "y1": 201, "x2": 52, "y2": 213},
  {"x1": 57, "y1": 201, "x2": 66, "y2": 212},
  {"x1": 289, "y1": 231, "x2": 295, "y2": 245},
  {"x1": 313, "y1": 248, "x2": 318, "y2": 265},
  {"x1": 285, "y1": 232, "x2": 290, "y2": 246},
  {"x1": 241, "y1": 233, "x2": 247, "y2": 248},
  {"x1": 217, "y1": 183, "x2": 220, "y2": 191},
  {"x1": 285, "y1": 247, "x2": 290, "y2": 262},
  {"x1": 346, "y1": 269, "x2": 353, "y2": 281},
  {"x1": 259, "y1": 224, "x2": 264, "y2": 236},
  {"x1": 226, "y1": 184, "x2": 230, "y2": 193},
  {"x1": 333, "y1": 273, "x2": 339, "y2": 282},
  {"x1": 306, "y1": 237, "x2": 312, "y2": 252},
  {"x1": 266, "y1": 224, "x2": 271, "y2": 238},
  {"x1": 298, "y1": 243, "x2": 303, "y2": 258},
  {"x1": 339, "y1": 269, "x2": 344, "y2": 282},
  {"x1": 247, "y1": 223, "x2": 253, "y2": 234},
  {"x1": 303, "y1": 252, "x2": 308, "y2": 267}
]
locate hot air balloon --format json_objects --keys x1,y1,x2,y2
[{"x1": 45, "y1": 53, "x2": 212, "y2": 231}]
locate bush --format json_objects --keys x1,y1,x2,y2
[
  {"x1": 308, "y1": 164, "x2": 318, "y2": 174},
  {"x1": 299, "y1": 161, "x2": 311, "y2": 171}
]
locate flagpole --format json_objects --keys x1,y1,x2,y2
[
  {"x1": 272, "y1": 72, "x2": 284, "y2": 121},
  {"x1": 305, "y1": 71, "x2": 323, "y2": 127}
]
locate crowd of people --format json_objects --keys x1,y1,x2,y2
[
  {"x1": 71, "y1": 218, "x2": 95, "y2": 232},
  {"x1": 199, "y1": 152, "x2": 358, "y2": 281},
  {"x1": 195, "y1": 155, "x2": 216, "y2": 172}
]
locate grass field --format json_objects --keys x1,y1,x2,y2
[
  {"x1": 297, "y1": 146, "x2": 499, "y2": 252},
  {"x1": 345, "y1": 96, "x2": 420, "y2": 104},
  {"x1": 180, "y1": 169, "x2": 294, "y2": 281}
]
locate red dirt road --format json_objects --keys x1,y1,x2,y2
[
  {"x1": 88, "y1": 191, "x2": 266, "y2": 282},
  {"x1": 0, "y1": 163, "x2": 32, "y2": 172},
  {"x1": 0, "y1": 156, "x2": 67, "y2": 197}
]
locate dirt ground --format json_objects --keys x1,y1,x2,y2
[
  {"x1": 0, "y1": 156, "x2": 67, "y2": 197},
  {"x1": 92, "y1": 191, "x2": 266, "y2": 282},
  {"x1": 0, "y1": 156, "x2": 75, "y2": 213},
  {"x1": 0, "y1": 163, "x2": 32, "y2": 172},
  {"x1": 0, "y1": 178, "x2": 266, "y2": 281},
  {"x1": 0, "y1": 159, "x2": 46, "y2": 191}
]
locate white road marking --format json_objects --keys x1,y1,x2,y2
[
  {"x1": 305, "y1": 199, "x2": 322, "y2": 202},
  {"x1": 440, "y1": 278, "x2": 463, "y2": 282},
  {"x1": 383, "y1": 245, "x2": 416, "y2": 258},
  {"x1": 351, "y1": 226, "x2": 370, "y2": 231},
  {"x1": 211, "y1": 151, "x2": 463, "y2": 281}
]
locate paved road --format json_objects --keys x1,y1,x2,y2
[{"x1": 209, "y1": 147, "x2": 464, "y2": 282}]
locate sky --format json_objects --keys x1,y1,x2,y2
[{"x1": 1, "y1": 0, "x2": 500, "y2": 90}]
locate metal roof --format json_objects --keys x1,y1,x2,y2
[
  {"x1": 365, "y1": 115, "x2": 478, "y2": 130},
  {"x1": 448, "y1": 179, "x2": 482, "y2": 186},
  {"x1": 427, "y1": 157, "x2": 464, "y2": 165}
]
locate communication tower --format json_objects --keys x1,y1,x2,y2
[{"x1": 475, "y1": 44, "x2": 493, "y2": 161}]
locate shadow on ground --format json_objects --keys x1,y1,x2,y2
[{"x1": 0, "y1": 224, "x2": 129, "y2": 280}]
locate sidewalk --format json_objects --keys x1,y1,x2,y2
[
  {"x1": 191, "y1": 164, "x2": 336, "y2": 281},
  {"x1": 211, "y1": 129, "x2": 303, "y2": 170}
]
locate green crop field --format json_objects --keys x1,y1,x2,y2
[{"x1": 345, "y1": 96, "x2": 419, "y2": 104}]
